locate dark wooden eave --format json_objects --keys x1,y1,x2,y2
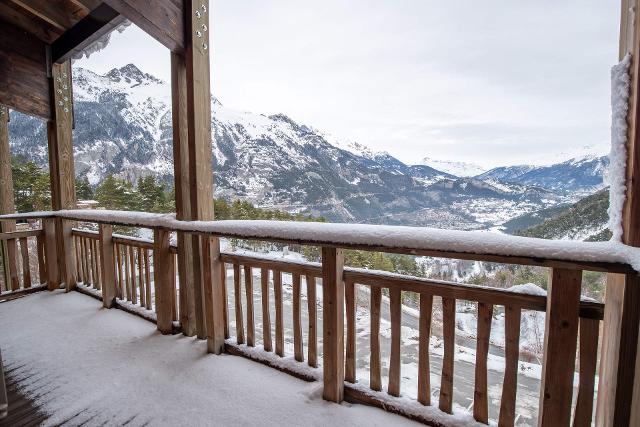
[{"x1": 0, "y1": 0, "x2": 186, "y2": 120}]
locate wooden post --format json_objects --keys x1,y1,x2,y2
[
  {"x1": 99, "y1": 224, "x2": 116, "y2": 308},
  {"x1": 47, "y1": 61, "x2": 76, "y2": 291},
  {"x1": 0, "y1": 105, "x2": 16, "y2": 291},
  {"x1": 321, "y1": 246, "x2": 344, "y2": 403},
  {"x1": 201, "y1": 235, "x2": 225, "y2": 354},
  {"x1": 538, "y1": 268, "x2": 582, "y2": 426},
  {"x1": 43, "y1": 218, "x2": 59, "y2": 291},
  {"x1": 597, "y1": 2, "x2": 640, "y2": 425},
  {"x1": 154, "y1": 228, "x2": 173, "y2": 334},
  {"x1": 170, "y1": 0, "x2": 214, "y2": 339}
]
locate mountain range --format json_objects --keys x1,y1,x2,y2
[{"x1": 7, "y1": 64, "x2": 609, "y2": 231}]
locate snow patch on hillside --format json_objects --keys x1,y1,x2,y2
[{"x1": 419, "y1": 157, "x2": 486, "y2": 177}]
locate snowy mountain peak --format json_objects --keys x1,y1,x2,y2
[
  {"x1": 419, "y1": 157, "x2": 487, "y2": 177},
  {"x1": 106, "y1": 63, "x2": 163, "y2": 86}
]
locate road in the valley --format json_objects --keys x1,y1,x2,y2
[{"x1": 224, "y1": 269, "x2": 545, "y2": 425}]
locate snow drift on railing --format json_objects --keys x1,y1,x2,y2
[
  {"x1": 3, "y1": 209, "x2": 640, "y2": 272},
  {"x1": 609, "y1": 53, "x2": 632, "y2": 241}
]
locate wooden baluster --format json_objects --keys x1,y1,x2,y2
[
  {"x1": 77, "y1": 236, "x2": 84, "y2": 284},
  {"x1": 292, "y1": 272, "x2": 304, "y2": 362},
  {"x1": 539, "y1": 268, "x2": 582, "y2": 426},
  {"x1": 19, "y1": 237, "x2": 31, "y2": 288},
  {"x1": 74, "y1": 236, "x2": 81, "y2": 281},
  {"x1": 87, "y1": 238, "x2": 95, "y2": 286},
  {"x1": 116, "y1": 244, "x2": 124, "y2": 299},
  {"x1": 418, "y1": 293, "x2": 434, "y2": 406},
  {"x1": 388, "y1": 288, "x2": 402, "y2": 397},
  {"x1": 138, "y1": 247, "x2": 145, "y2": 308},
  {"x1": 274, "y1": 269, "x2": 284, "y2": 356},
  {"x1": 171, "y1": 253, "x2": 177, "y2": 321},
  {"x1": 144, "y1": 249, "x2": 152, "y2": 310},
  {"x1": 93, "y1": 239, "x2": 102, "y2": 290},
  {"x1": 154, "y1": 229, "x2": 173, "y2": 334},
  {"x1": 573, "y1": 318, "x2": 599, "y2": 427},
  {"x1": 36, "y1": 233, "x2": 47, "y2": 285},
  {"x1": 84, "y1": 238, "x2": 91, "y2": 286},
  {"x1": 439, "y1": 297, "x2": 456, "y2": 413},
  {"x1": 473, "y1": 302, "x2": 492, "y2": 422},
  {"x1": 6, "y1": 238, "x2": 18, "y2": 291},
  {"x1": 221, "y1": 263, "x2": 229, "y2": 339},
  {"x1": 370, "y1": 285, "x2": 382, "y2": 391},
  {"x1": 129, "y1": 244, "x2": 137, "y2": 303},
  {"x1": 92, "y1": 239, "x2": 99, "y2": 289},
  {"x1": 99, "y1": 225, "x2": 116, "y2": 308},
  {"x1": 345, "y1": 279, "x2": 356, "y2": 383},
  {"x1": 261, "y1": 268, "x2": 272, "y2": 352},
  {"x1": 306, "y1": 274, "x2": 318, "y2": 368},
  {"x1": 244, "y1": 265, "x2": 255, "y2": 346},
  {"x1": 234, "y1": 263, "x2": 245, "y2": 344},
  {"x1": 124, "y1": 245, "x2": 131, "y2": 300},
  {"x1": 499, "y1": 305, "x2": 521, "y2": 426}
]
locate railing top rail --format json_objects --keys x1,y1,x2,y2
[{"x1": 2, "y1": 209, "x2": 638, "y2": 274}]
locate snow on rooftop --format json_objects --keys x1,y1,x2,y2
[
  {"x1": 2, "y1": 209, "x2": 639, "y2": 272},
  {"x1": 0, "y1": 291, "x2": 423, "y2": 426}
]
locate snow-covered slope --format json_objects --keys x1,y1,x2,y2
[
  {"x1": 419, "y1": 157, "x2": 486, "y2": 177},
  {"x1": 7, "y1": 63, "x2": 603, "y2": 230}
]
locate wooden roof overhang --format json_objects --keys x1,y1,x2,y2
[{"x1": 0, "y1": 0, "x2": 186, "y2": 120}]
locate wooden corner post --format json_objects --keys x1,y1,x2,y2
[
  {"x1": 0, "y1": 105, "x2": 18, "y2": 291},
  {"x1": 322, "y1": 246, "x2": 345, "y2": 402},
  {"x1": 538, "y1": 268, "x2": 581, "y2": 426},
  {"x1": 170, "y1": 0, "x2": 216, "y2": 339},
  {"x1": 47, "y1": 61, "x2": 77, "y2": 292},
  {"x1": 154, "y1": 228, "x2": 173, "y2": 334},
  {"x1": 597, "y1": 1, "x2": 640, "y2": 425},
  {"x1": 99, "y1": 224, "x2": 116, "y2": 308}
]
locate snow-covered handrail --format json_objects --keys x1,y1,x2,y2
[{"x1": 1, "y1": 209, "x2": 639, "y2": 273}]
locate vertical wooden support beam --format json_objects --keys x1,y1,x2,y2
[
  {"x1": 321, "y1": 246, "x2": 344, "y2": 403},
  {"x1": 597, "y1": 2, "x2": 640, "y2": 425},
  {"x1": 99, "y1": 224, "x2": 116, "y2": 308},
  {"x1": 0, "y1": 105, "x2": 16, "y2": 290},
  {"x1": 201, "y1": 235, "x2": 225, "y2": 354},
  {"x1": 47, "y1": 61, "x2": 76, "y2": 291},
  {"x1": 154, "y1": 229, "x2": 173, "y2": 334},
  {"x1": 43, "y1": 218, "x2": 59, "y2": 291},
  {"x1": 170, "y1": 0, "x2": 214, "y2": 339},
  {"x1": 538, "y1": 268, "x2": 581, "y2": 426}
]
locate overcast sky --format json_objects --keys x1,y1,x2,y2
[{"x1": 77, "y1": 0, "x2": 621, "y2": 168}]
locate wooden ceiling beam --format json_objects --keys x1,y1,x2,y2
[
  {"x1": 104, "y1": 0, "x2": 185, "y2": 52},
  {"x1": 8, "y1": 0, "x2": 84, "y2": 31},
  {"x1": 51, "y1": 3, "x2": 125, "y2": 63},
  {"x1": 0, "y1": 1, "x2": 62, "y2": 43},
  {"x1": 68, "y1": 0, "x2": 104, "y2": 14},
  {"x1": 0, "y1": 20, "x2": 50, "y2": 119}
]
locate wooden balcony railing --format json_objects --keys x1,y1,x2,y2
[{"x1": 1, "y1": 209, "x2": 638, "y2": 426}]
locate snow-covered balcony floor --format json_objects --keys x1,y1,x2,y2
[{"x1": 0, "y1": 291, "x2": 416, "y2": 426}]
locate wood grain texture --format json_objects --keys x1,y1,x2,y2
[
  {"x1": 417, "y1": 293, "x2": 433, "y2": 406},
  {"x1": 370, "y1": 285, "x2": 382, "y2": 392},
  {"x1": 153, "y1": 228, "x2": 173, "y2": 334},
  {"x1": 539, "y1": 268, "x2": 582, "y2": 426},
  {"x1": 292, "y1": 272, "x2": 304, "y2": 362},
  {"x1": 388, "y1": 288, "x2": 402, "y2": 397},
  {"x1": 439, "y1": 297, "x2": 455, "y2": 414},
  {"x1": 261, "y1": 268, "x2": 272, "y2": 352},
  {"x1": 345, "y1": 279, "x2": 356, "y2": 383},
  {"x1": 244, "y1": 265, "x2": 255, "y2": 347},
  {"x1": 43, "y1": 218, "x2": 59, "y2": 290},
  {"x1": 321, "y1": 247, "x2": 344, "y2": 402},
  {"x1": 233, "y1": 263, "x2": 245, "y2": 344},
  {"x1": 201, "y1": 235, "x2": 225, "y2": 354},
  {"x1": 306, "y1": 274, "x2": 318, "y2": 367},
  {"x1": 274, "y1": 269, "x2": 284, "y2": 356},
  {"x1": 573, "y1": 318, "x2": 599, "y2": 427},
  {"x1": 473, "y1": 302, "x2": 492, "y2": 422},
  {"x1": 144, "y1": 249, "x2": 151, "y2": 309},
  {"x1": 0, "y1": 105, "x2": 16, "y2": 290},
  {"x1": 36, "y1": 233, "x2": 47, "y2": 285},
  {"x1": 99, "y1": 224, "x2": 116, "y2": 308},
  {"x1": 499, "y1": 305, "x2": 521, "y2": 426},
  {"x1": 221, "y1": 262, "x2": 229, "y2": 338}
]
